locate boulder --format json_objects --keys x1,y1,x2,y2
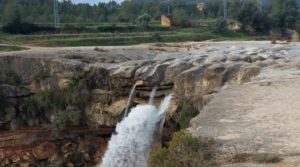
[
  {"x1": 237, "y1": 66, "x2": 260, "y2": 84},
  {"x1": 32, "y1": 142, "x2": 56, "y2": 160}
]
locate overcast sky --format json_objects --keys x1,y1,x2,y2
[{"x1": 67, "y1": 0, "x2": 124, "y2": 4}]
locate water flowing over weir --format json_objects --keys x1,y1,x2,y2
[
  {"x1": 124, "y1": 84, "x2": 137, "y2": 117},
  {"x1": 99, "y1": 94, "x2": 172, "y2": 167},
  {"x1": 149, "y1": 86, "x2": 158, "y2": 105}
]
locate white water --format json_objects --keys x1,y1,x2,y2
[
  {"x1": 99, "y1": 94, "x2": 172, "y2": 167},
  {"x1": 149, "y1": 86, "x2": 158, "y2": 105},
  {"x1": 124, "y1": 84, "x2": 137, "y2": 118}
]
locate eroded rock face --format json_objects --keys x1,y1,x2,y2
[
  {"x1": 0, "y1": 42, "x2": 292, "y2": 129},
  {"x1": 0, "y1": 41, "x2": 294, "y2": 166}
]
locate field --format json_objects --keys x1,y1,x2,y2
[
  {"x1": 0, "y1": 22, "x2": 265, "y2": 47},
  {"x1": 0, "y1": 45, "x2": 28, "y2": 51}
]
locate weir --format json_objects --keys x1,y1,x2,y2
[{"x1": 99, "y1": 93, "x2": 172, "y2": 167}]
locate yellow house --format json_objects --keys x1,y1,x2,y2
[
  {"x1": 161, "y1": 15, "x2": 172, "y2": 27},
  {"x1": 197, "y1": 3, "x2": 205, "y2": 11}
]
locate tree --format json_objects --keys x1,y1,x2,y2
[
  {"x1": 136, "y1": 13, "x2": 151, "y2": 29},
  {"x1": 118, "y1": 1, "x2": 141, "y2": 22},
  {"x1": 237, "y1": 1, "x2": 257, "y2": 32},
  {"x1": 213, "y1": 18, "x2": 227, "y2": 33},
  {"x1": 269, "y1": 0, "x2": 298, "y2": 30},
  {"x1": 3, "y1": 0, "x2": 23, "y2": 23},
  {"x1": 172, "y1": 9, "x2": 190, "y2": 27},
  {"x1": 203, "y1": 0, "x2": 223, "y2": 18}
]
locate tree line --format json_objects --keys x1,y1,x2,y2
[
  {"x1": 204, "y1": 0, "x2": 298, "y2": 33},
  {"x1": 0, "y1": 0, "x2": 298, "y2": 34},
  {"x1": 0, "y1": 0, "x2": 200, "y2": 24}
]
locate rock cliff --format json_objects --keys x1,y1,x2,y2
[{"x1": 0, "y1": 41, "x2": 297, "y2": 166}]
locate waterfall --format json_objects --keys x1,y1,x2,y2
[
  {"x1": 99, "y1": 94, "x2": 172, "y2": 167},
  {"x1": 149, "y1": 86, "x2": 158, "y2": 105},
  {"x1": 124, "y1": 84, "x2": 137, "y2": 118}
]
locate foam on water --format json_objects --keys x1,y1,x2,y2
[{"x1": 99, "y1": 94, "x2": 172, "y2": 167}]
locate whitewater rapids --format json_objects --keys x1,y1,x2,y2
[{"x1": 99, "y1": 95, "x2": 172, "y2": 167}]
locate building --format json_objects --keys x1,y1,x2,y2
[
  {"x1": 161, "y1": 15, "x2": 172, "y2": 27},
  {"x1": 197, "y1": 3, "x2": 205, "y2": 11}
]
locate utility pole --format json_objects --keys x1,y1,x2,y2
[
  {"x1": 257, "y1": 0, "x2": 262, "y2": 12},
  {"x1": 223, "y1": 0, "x2": 227, "y2": 19},
  {"x1": 53, "y1": 0, "x2": 59, "y2": 27}
]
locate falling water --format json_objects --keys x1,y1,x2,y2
[
  {"x1": 99, "y1": 94, "x2": 172, "y2": 167},
  {"x1": 149, "y1": 86, "x2": 158, "y2": 105},
  {"x1": 158, "y1": 95, "x2": 172, "y2": 133},
  {"x1": 124, "y1": 84, "x2": 137, "y2": 118}
]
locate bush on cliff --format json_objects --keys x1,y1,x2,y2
[
  {"x1": 149, "y1": 130, "x2": 218, "y2": 167},
  {"x1": 174, "y1": 101, "x2": 198, "y2": 129},
  {"x1": 22, "y1": 77, "x2": 93, "y2": 130}
]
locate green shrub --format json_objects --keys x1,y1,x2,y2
[
  {"x1": 172, "y1": 9, "x2": 190, "y2": 27},
  {"x1": 6, "y1": 71, "x2": 21, "y2": 86},
  {"x1": 252, "y1": 154, "x2": 282, "y2": 163},
  {"x1": 149, "y1": 131, "x2": 218, "y2": 167},
  {"x1": 213, "y1": 18, "x2": 228, "y2": 33},
  {"x1": 31, "y1": 72, "x2": 49, "y2": 82},
  {"x1": 97, "y1": 24, "x2": 137, "y2": 33},
  {"x1": 2, "y1": 21, "x2": 55, "y2": 34},
  {"x1": 33, "y1": 76, "x2": 93, "y2": 130},
  {"x1": 174, "y1": 101, "x2": 198, "y2": 129},
  {"x1": 229, "y1": 153, "x2": 282, "y2": 164},
  {"x1": 0, "y1": 45, "x2": 28, "y2": 52}
]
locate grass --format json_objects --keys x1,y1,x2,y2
[
  {"x1": 174, "y1": 100, "x2": 199, "y2": 129},
  {"x1": 229, "y1": 153, "x2": 282, "y2": 164},
  {"x1": 0, "y1": 25, "x2": 262, "y2": 47},
  {"x1": 149, "y1": 130, "x2": 218, "y2": 167},
  {"x1": 0, "y1": 45, "x2": 28, "y2": 52}
]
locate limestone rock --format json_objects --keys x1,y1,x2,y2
[
  {"x1": 237, "y1": 66, "x2": 260, "y2": 84},
  {"x1": 32, "y1": 142, "x2": 56, "y2": 160},
  {"x1": 202, "y1": 64, "x2": 225, "y2": 94},
  {"x1": 86, "y1": 98, "x2": 127, "y2": 126}
]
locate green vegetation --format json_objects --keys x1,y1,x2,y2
[
  {"x1": 0, "y1": 0, "x2": 297, "y2": 45},
  {"x1": 174, "y1": 101, "x2": 199, "y2": 129},
  {"x1": 0, "y1": 45, "x2": 27, "y2": 52},
  {"x1": 252, "y1": 154, "x2": 282, "y2": 163},
  {"x1": 229, "y1": 153, "x2": 282, "y2": 164},
  {"x1": 32, "y1": 80, "x2": 91, "y2": 129},
  {"x1": 5, "y1": 71, "x2": 22, "y2": 86},
  {"x1": 31, "y1": 72, "x2": 49, "y2": 82},
  {"x1": 0, "y1": 28, "x2": 259, "y2": 47},
  {"x1": 149, "y1": 130, "x2": 218, "y2": 167}
]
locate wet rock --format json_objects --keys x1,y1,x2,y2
[{"x1": 32, "y1": 142, "x2": 56, "y2": 160}]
